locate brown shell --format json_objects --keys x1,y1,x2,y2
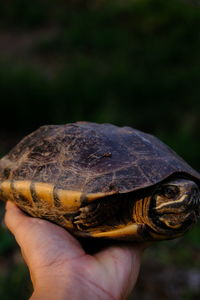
[{"x1": 0, "y1": 122, "x2": 200, "y2": 195}]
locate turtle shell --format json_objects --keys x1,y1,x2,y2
[{"x1": 0, "y1": 122, "x2": 200, "y2": 195}]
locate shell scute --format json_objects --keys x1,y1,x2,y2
[
  {"x1": 12, "y1": 162, "x2": 38, "y2": 181},
  {"x1": 84, "y1": 173, "x2": 116, "y2": 194},
  {"x1": 115, "y1": 166, "x2": 149, "y2": 192},
  {"x1": 28, "y1": 140, "x2": 61, "y2": 163},
  {"x1": 0, "y1": 122, "x2": 200, "y2": 196},
  {"x1": 33, "y1": 163, "x2": 60, "y2": 183}
]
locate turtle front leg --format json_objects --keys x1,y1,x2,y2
[{"x1": 73, "y1": 202, "x2": 106, "y2": 229}]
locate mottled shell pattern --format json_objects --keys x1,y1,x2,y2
[{"x1": 0, "y1": 122, "x2": 199, "y2": 194}]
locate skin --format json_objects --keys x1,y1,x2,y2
[{"x1": 4, "y1": 201, "x2": 144, "y2": 300}]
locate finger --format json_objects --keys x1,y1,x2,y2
[
  {"x1": 5, "y1": 201, "x2": 71, "y2": 245},
  {"x1": 4, "y1": 201, "x2": 85, "y2": 261},
  {"x1": 5, "y1": 201, "x2": 32, "y2": 237},
  {"x1": 4, "y1": 201, "x2": 36, "y2": 264}
]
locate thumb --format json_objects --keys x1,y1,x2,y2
[{"x1": 4, "y1": 201, "x2": 85, "y2": 263}]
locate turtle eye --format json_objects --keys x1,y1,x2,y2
[{"x1": 161, "y1": 185, "x2": 179, "y2": 199}]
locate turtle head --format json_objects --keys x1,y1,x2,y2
[{"x1": 150, "y1": 178, "x2": 200, "y2": 239}]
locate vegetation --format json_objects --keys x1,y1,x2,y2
[{"x1": 0, "y1": 0, "x2": 200, "y2": 298}]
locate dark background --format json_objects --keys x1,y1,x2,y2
[{"x1": 0, "y1": 0, "x2": 200, "y2": 299}]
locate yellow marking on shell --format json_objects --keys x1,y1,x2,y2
[
  {"x1": 12, "y1": 180, "x2": 33, "y2": 204},
  {"x1": 34, "y1": 182, "x2": 54, "y2": 205},
  {"x1": 0, "y1": 180, "x2": 13, "y2": 201},
  {"x1": 91, "y1": 223, "x2": 139, "y2": 238},
  {"x1": 56, "y1": 190, "x2": 82, "y2": 211},
  {"x1": 86, "y1": 192, "x2": 115, "y2": 202}
]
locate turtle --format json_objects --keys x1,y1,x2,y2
[{"x1": 0, "y1": 122, "x2": 200, "y2": 241}]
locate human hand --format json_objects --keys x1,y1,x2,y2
[{"x1": 4, "y1": 201, "x2": 144, "y2": 300}]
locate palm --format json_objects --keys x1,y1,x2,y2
[{"x1": 5, "y1": 202, "x2": 142, "y2": 300}]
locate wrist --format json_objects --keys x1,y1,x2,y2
[
  {"x1": 29, "y1": 274, "x2": 111, "y2": 300},
  {"x1": 30, "y1": 276, "x2": 78, "y2": 300},
  {"x1": 30, "y1": 273, "x2": 71, "y2": 300},
  {"x1": 30, "y1": 287, "x2": 69, "y2": 300},
  {"x1": 29, "y1": 272, "x2": 89, "y2": 300}
]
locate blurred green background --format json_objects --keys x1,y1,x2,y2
[{"x1": 0, "y1": 0, "x2": 200, "y2": 299}]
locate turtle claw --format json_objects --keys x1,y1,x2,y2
[
  {"x1": 74, "y1": 206, "x2": 90, "y2": 221},
  {"x1": 73, "y1": 203, "x2": 101, "y2": 228}
]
